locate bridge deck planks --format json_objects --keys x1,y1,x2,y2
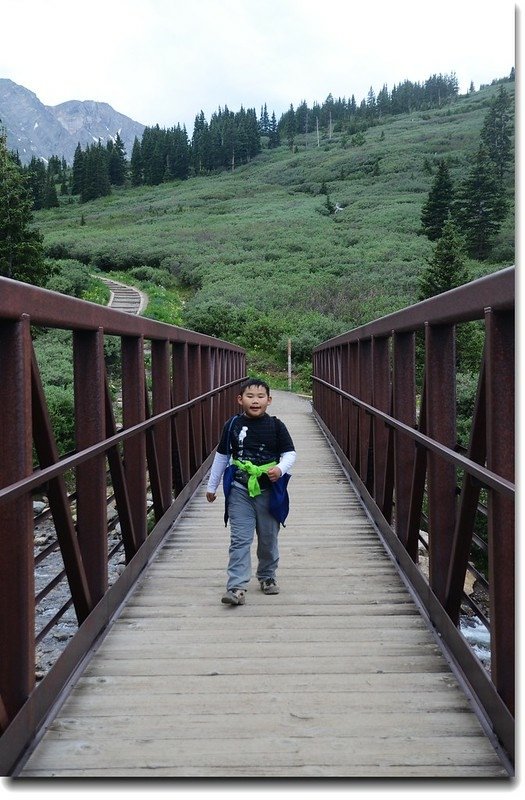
[{"x1": 19, "y1": 392, "x2": 508, "y2": 778}]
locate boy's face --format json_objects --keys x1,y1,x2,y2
[{"x1": 237, "y1": 385, "x2": 272, "y2": 418}]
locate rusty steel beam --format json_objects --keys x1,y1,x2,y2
[
  {"x1": 311, "y1": 267, "x2": 514, "y2": 752},
  {"x1": 121, "y1": 336, "x2": 147, "y2": 546},
  {"x1": 74, "y1": 329, "x2": 108, "y2": 604},
  {"x1": 0, "y1": 276, "x2": 247, "y2": 768},
  {"x1": 0, "y1": 317, "x2": 34, "y2": 722},
  {"x1": 200, "y1": 346, "x2": 212, "y2": 460},
  {"x1": 372, "y1": 336, "x2": 390, "y2": 508},
  {"x1": 349, "y1": 342, "x2": 360, "y2": 470},
  {"x1": 425, "y1": 323, "x2": 457, "y2": 605},
  {"x1": 144, "y1": 386, "x2": 165, "y2": 522},
  {"x1": 0, "y1": 276, "x2": 244, "y2": 351},
  {"x1": 151, "y1": 339, "x2": 172, "y2": 513},
  {"x1": 172, "y1": 342, "x2": 190, "y2": 491},
  {"x1": 314, "y1": 267, "x2": 514, "y2": 349},
  {"x1": 312, "y1": 375, "x2": 514, "y2": 498},
  {"x1": 31, "y1": 348, "x2": 92, "y2": 622},
  {"x1": 392, "y1": 331, "x2": 416, "y2": 546},
  {"x1": 445, "y1": 360, "x2": 487, "y2": 625},
  {"x1": 406, "y1": 383, "x2": 427, "y2": 562},
  {"x1": 188, "y1": 344, "x2": 203, "y2": 473},
  {"x1": 0, "y1": 380, "x2": 248, "y2": 509},
  {"x1": 104, "y1": 376, "x2": 138, "y2": 563},
  {"x1": 485, "y1": 308, "x2": 515, "y2": 715},
  {"x1": 358, "y1": 339, "x2": 373, "y2": 489}
]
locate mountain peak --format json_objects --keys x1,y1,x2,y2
[{"x1": 0, "y1": 78, "x2": 145, "y2": 163}]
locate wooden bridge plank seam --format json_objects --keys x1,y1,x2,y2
[{"x1": 18, "y1": 392, "x2": 508, "y2": 778}]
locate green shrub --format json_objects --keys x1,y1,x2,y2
[
  {"x1": 42, "y1": 384, "x2": 76, "y2": 456},
  {"x1": 128, "y1": 265, "x2": 174, "y2": 287},
  {"x1": 33, "y1": 329, "x2": 73, "y2": 388},
  {"x1": 183, "y1": 300, "x2": 245, "y2": 341},
  {"x1": 45, "y1": 259, "x2": 92, "y2": 297}
]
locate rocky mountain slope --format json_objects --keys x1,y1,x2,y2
[{"x1": 0, "y1": 78, "x2": 145, "y2": 164}]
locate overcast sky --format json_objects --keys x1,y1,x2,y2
[{"x1": 1, "y1": 0, "x2": 516, "y2": 132}]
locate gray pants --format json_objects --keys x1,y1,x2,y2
[{"x1": 226, "y1": 485, "x2": 280, "y2": 590}]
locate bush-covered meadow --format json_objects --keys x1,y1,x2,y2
[{"x1": 35, "y1": 82, "x2": 514, "y2": 391}]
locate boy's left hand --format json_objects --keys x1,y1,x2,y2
[{"x1": 266, "y1": 466, "x2": 282, "y2": 483}]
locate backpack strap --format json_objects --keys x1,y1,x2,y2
[{"x1": 226, "y1": 414, "x2": 241, "y2": 456}]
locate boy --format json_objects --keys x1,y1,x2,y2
[{"x1": 206, "y1": 378, "x2": 296, "y2": 606}]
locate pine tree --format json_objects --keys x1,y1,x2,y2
[
  {"x1": 418, "y1": 216, "x2": 468, "y2": 300},
  {"x1": 191, "y1": 111, "x2": 208, "y2": 173},
  {"x1": 71, "y1": 143, "x2": 84, "y2": 195},
  {"x1": 80, "y1": 141, "x2": 111, "y2": 202},
  {"x1": 366, "y1": 86, "x2": 376, "y2": 117},
  {"x1": 44, "y1": 174, "x2": 59, "y2": 208},
  {"x1": 108, "y1": 132, "x2": 127, "y2": 185},
  {"x1": 454, "y1": 144, "x2": 507, "y2": 259},
  {"x1": 167, "y1": 125, "x2": 190, "y2": 179},
  {"x1": 295, "y1": 101, "x2": 308, "y2": 140},
  {"x1": 418, "y1": 217, "x2": 482, "y2": 379},
  {"x1": 25, "y1": 156, "x2": 47, "y2": 209},
  {"x1": 259, "y1": 103, "x2": 270, "y2": 135},
  {"x1": 130, "y1": 137, "x2": 143, "y2": 186},
  {"x1": 420, "y1": 159, "x2": 454, "y2": 240},
  {"x1": 268, "y1": 112, "x2": 280, "y2": 149},
  {"x1": 376, "y1": 84, "x2": 390, "y2": 117},
  {"x1": 480, "y1": 84, "x2": 513, "y2": 181},
  {"x1": 0, "y1": 128, "x2": 48, "y2": 285},
  {"x1": 141, "y1": 125, "x2": 164, "y2": 185},
  {"x1": 283, "y1": 104, "x2": 296, "y2": 149},
  {"x1": 221, "y1": 113, "x2": 237, "y2": 170},
  {"x1": 244, "y1": 108, "x2": 261, "y2": 159}
]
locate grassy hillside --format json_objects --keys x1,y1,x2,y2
[{"x1": 35, "y1": 81, "x2": 514, "y2": 387}]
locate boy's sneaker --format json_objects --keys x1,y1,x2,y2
[
  {"x1": 260, "y1": 578, "x2": 279, "y2": 595},
  {"x1": 221, "y1": 588, "x2": 246, "y2": 605}
]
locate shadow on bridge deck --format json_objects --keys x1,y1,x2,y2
[{"x1": 17, "y1": 392, "x2": 509, "y2": 778}]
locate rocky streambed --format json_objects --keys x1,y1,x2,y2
[{"x1": 34, "y1": 503, "x2": 127, "y2": 679}]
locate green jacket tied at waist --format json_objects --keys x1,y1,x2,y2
[{"x1": 231, "y1": 459, "x2": 277, "y2": 497}]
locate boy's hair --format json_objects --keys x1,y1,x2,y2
[{"x1": 238, "y1": 377, "x2": 271, "y2": 397}]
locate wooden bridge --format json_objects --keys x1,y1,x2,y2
[{"x1": 0, "y1": 269, "x2": 515, "y2": 778}]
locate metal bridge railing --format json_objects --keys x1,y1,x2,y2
[
  {"x1": 0, "y1": 276, "x2": 246, "y2": 772},
  {"x1": 312, "y1": 266, "x2": 514, "y2": 762}
]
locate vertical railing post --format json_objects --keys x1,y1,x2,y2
[
  {"x1": 372, "y1": 335, "x2": 390, "y2": 508},
  {"x1": 349, "y1": 342, "x2": 359, "y2": 469},
  {"x1": 173, "y1": 342, "x2": 190, "y2": 490},
  {"x1": 188, "y1": 344, "x2": 202, "y2": 472},
  {"x1": 340, "y1": 343, "x2": 351, "y2": 460},
  {"x1": 212, "y1": 348, "x2": 222, "y2": 443},
  {"x1": 201, "y1": 345, "x2": 212, "y2": 458},
  {"x1": 152, "y1": 338, "x2": 172, "y2": 513},
  {"x1": 485, "y1": 308, "x2": 515, "y2": 714},
  {"x1": 358, "y1": 339, "x2": 373, "y2": 490},
  {"x1": 74, "y1": 328, "x2": 107, "y2": 603},
  {"x1": 392, "y1": 331, "x2": 416, "y2": 545},
  {"x1": 0, "y1": 316, "x2": 34, "y2": 721},
  {"x1": 122, "y1": 335, "x2": 147, "y2": 545},
  {"x1": 425, "y1": 323, "x2": 456, "y2": 604}
]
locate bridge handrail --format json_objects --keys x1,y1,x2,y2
[
  {"x1": 0, "y1": 275, "x2": 238, "y2": 344},
  {"x1": 312, "y1": 266, "x2": 515, "y2": 760},
  {"x1": 313, "y1": 377, "x2": 515, "y2": 497},
  {"x1": 314, "y1": 265, "x2": 514, "y2": 346},
  {"x1": 0, "y1": 379, "x2": 243, "y2": 507},
  {"x1": 0, "y1": 276, "x2": 246, "y2": 773}
]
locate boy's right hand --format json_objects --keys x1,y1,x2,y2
[{"x1": 206, "y1": 492, "x2": 217, "y2": 503}]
